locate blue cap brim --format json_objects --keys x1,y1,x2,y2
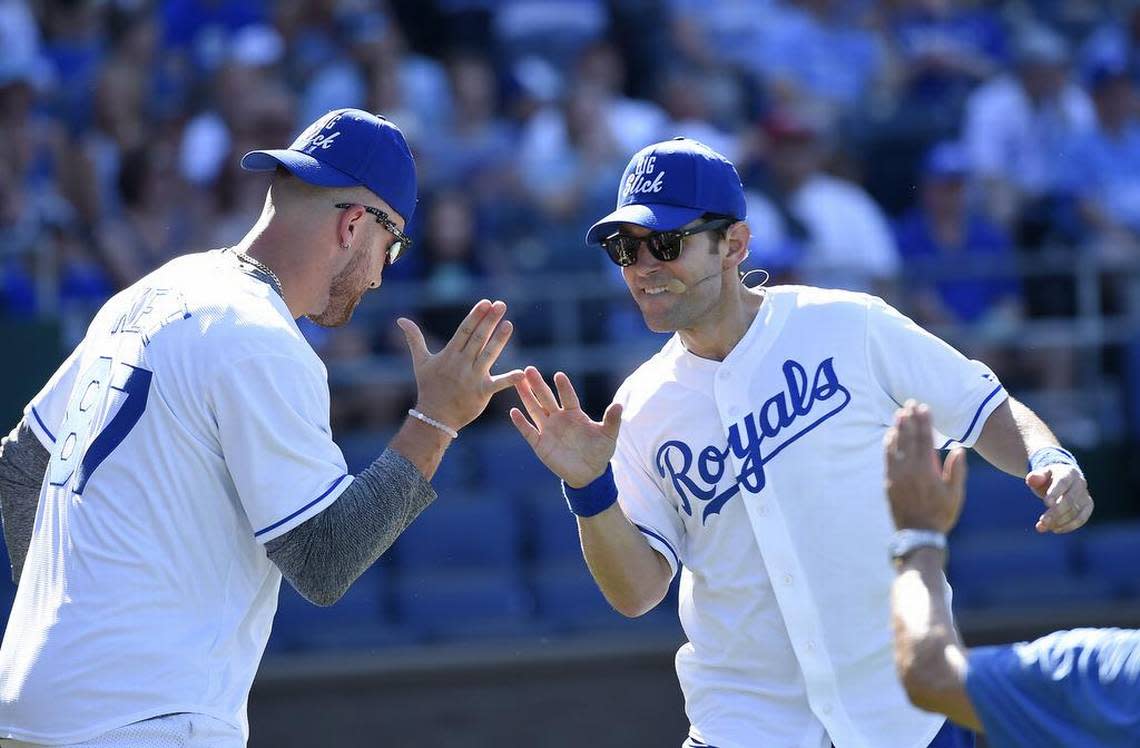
[
  {"x1": 240, "y1": 149, "x2": 361, "y2": 188},
  {"x1": 585, "y1": 203, "x2": 705, "y2": 244}
]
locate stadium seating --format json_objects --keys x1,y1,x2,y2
[
  {"x1": 529, "y1": 557, "x2": 682, "y2": 634},
  {"x1": 392, "y1": 567, "x2": 540, "y2": 641},
  {"x1": 1074, "y1": 521, "x2": 1140, "y2": 598},
  {"x1": 953, "y1": 460, "x2": 1043, "y2": 537},
  {"x1": 468, "y1": 425, "x2": 559, "y2": 501},
  {"x1": 524, "y1": 494, "x2": 583, "y2": 564},
  {"x1": 948, "y1": 529, "x2": 1078, "y2": 609},
  {"x1": 269, "y1": 566, "x2": 419, "y2": 652},
  {"x1": 391, "y1": 492, "x2": 521, "y2": 570}
]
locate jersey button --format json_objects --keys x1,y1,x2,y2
[
  {"x1": 718, "y1": 370, "x2": 731, "y2": 381},
  {"x1": 783, "y1": 574, "x2": 793, "y2": 585},
  {"x1": 822, "y1": 704, "x2": 833, "y2": 715}
]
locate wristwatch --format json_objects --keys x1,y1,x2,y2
[{"x1": 888, "y1": 529, "x2": 947, "y2": 562}]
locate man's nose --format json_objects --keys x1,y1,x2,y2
[{"x1": 634, "y1": 239, "x2": 661, "y2": 271}]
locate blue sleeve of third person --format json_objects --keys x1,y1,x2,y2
[{"x1": 964, "y1": 628, "x2": 1140, "y2": 748}]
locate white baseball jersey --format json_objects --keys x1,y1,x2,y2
[
  {"x1": 612, "y1": 285, "x2": 1006, "y2": 748},
  {"x1": 0, "y1": 250, "x2": 353, "y2": 743}
]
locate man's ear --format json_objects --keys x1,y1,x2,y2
[
  {"x1": 337, "y1": 204, "x2": 364, "y2": 250},
  {"x1": 723, "y1": 221, "x2": 752, "y2": 270}
]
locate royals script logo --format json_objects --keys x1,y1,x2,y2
[
  {"x1": 620, "y1": 154, "x2": 666, "y2": 203},
  {"x1": 299, "y1": 113, "x2": 343, "y2": 154},
  {"x1": 655, "y1": 358, "x2": 852, "y2": 524}
]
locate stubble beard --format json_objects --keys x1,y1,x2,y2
[{"x1": 307, "y1": 248, "x2": 371, "y2": 328}]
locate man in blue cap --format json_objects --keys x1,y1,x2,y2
[
  {"x1": 0, "y1": 108, "x2": 523, "y2": 746},
  {"x1": 508, "y1": 138, "x2": 1092, "y2": 747}
]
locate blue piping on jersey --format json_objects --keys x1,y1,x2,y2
[
  {"x1": 30, "y1": 406, "x2": 55, "y2": 443},
  {"x1": 939, "y1": 384, "x2": 1004, "y2": 450},
  {"x1": 254, "y1": 474, "x2": 349, "y2": 538},
  {"x1": 634, "y1": 522, "x2": 680, "y2": 572}
]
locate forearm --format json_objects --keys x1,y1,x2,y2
[
  {"x1": 578, "y1": 504, "x2": 672, "y2": 617},
  {"x1": 266, "y1": 447, "x2": 436, "y2": 605},
  {"x1": 387, "y1": 412, "x2": 454, "y2": 481},
  {"x1": 973, "y1": 398, "x2": 1060, "y2": 476},
  {"x1": 892, "y1": 547, "x2": 980, "y2": 729},
  {"x1": 0, "y1": 419, "x2": 49, "y2": 583}
]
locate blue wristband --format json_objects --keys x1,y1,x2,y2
[
  {"x1": 1028, "y1": 446, "x2": 1082, "y2": 477},
  {"x1": 562, "y1": 465, "x2": 618, "y2": 517}
]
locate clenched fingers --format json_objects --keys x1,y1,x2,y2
[{"x1": 1037, "y1": 472, "x2": 1094, "y2": 534}]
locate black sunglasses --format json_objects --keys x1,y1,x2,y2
[
  {"x1": 600, "y1": 218, "x2": 734, "y2": 267},
  {"x1": 335, "y1": 202, "x2": 412, "y2": 265}
]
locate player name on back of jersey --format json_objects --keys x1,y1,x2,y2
[
  {"x1": 656, "y1": 357, "x2": 851, "y2": 523},
  {"x1": 108, "y1": 286, "x2": 192, "y2": 345}
]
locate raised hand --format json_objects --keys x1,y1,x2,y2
[
  {"x1": 510, "y1": 367, "x2": 622, "y2": 488},
  {"x1": 884, "y1": 401, "x2": 968, "y2": 534},
  {"x1": 398, "y1": 299, "x2": 524, "y2": 433}
]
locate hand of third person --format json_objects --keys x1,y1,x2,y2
[{"x1": 884, "y1": 401, "x2": 968, "y2": 534}]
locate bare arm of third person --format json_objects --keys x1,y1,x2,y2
[
  {"x1": 511, "y1": 367, "x2": 672, "y2": 617},
  {"x1": 267, "y1": 300, "x2": 524, "y2": 605},
  {"x1": 886, "y1": 401, "x2": 982, "y2": 730}
]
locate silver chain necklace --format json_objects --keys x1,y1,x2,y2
[{"x1": 232, "y1": 250, "x2": 284, "y2": 299}]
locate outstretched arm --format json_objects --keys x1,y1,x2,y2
[
  {"x1": 511, "y1": 368, "x2": 672, "y2": 617},
  {"x1": 885, "y1": 402, "x2": 981, "y2": 730},
  {"x1": 268, "y1": 300, "x2": 524, "y2": 606}
]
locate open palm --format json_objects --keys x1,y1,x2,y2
[{"x1": 510, "y1": 367, "x2": 622, "y2": 488}]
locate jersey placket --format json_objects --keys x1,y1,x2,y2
[{"x1": 713, "y1": 360, "x2": 857, "y2": 748}]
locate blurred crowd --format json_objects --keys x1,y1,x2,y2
[{"x1": 5, "y1": 0, "x2": 1140, "y2": 441}]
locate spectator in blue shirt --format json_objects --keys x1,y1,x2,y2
[
  {"x1": 887, "y1": 0, "x2": 1007, "y2": 118},
  {"x1": 885, "y1": 402, "x2": 1137, "y2": 748},
  {"x1": 895, "y1": 141, "x2": 1022, "y2": 332},
  {"x1": 1066, "y1": 61, "x2": 1140, "y2": 250}
]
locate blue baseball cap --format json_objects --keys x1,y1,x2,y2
[
  {"x1": 923, "y1": 141, "x2": 971, "y2": 181},
  {"x1": 241, "y1": 108, "x2": 418, "y2": 223},
  {"x1": 586, "y1": 137, "x2": 746, "y2": 244}
]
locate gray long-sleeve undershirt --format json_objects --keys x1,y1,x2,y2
[
  {"x1": 265, "y1": 448, "x2": 436, "y2": 605},
  {"x1": 0, "y1": 420, "x2": 48, "y2": 581},
  {"x1": 0, "y1": 418, "x2": 436, "y2": 604}
]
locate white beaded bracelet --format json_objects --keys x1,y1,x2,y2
[{"x1": 408, "y1": 408, "x2": 458, "y2": 439}]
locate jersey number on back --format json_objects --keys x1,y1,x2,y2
[{"x1": 48, "y1": 356, "x2": 152, "y2": 495}]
